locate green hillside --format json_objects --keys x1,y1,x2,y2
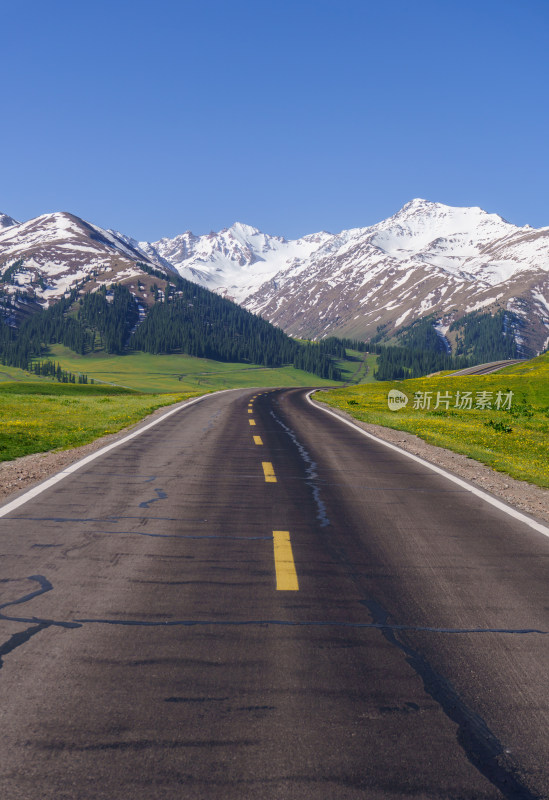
[{"x1": 0, "y1": 278, "x2": 342, "y2": 381}]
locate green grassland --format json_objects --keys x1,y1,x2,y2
[
  {"x1": 0, "y1": 364, "x2": 44, "y2": 383},
  {"x1": 0, "y1": 345, "x2": 366, "y2": 466},
  {"x1": 40, "y1": 345, "x2": 354, "y2": 392},
  {"x1": 0, "y1": 381, "x2": 200, "y2": 463},
  {"x1": 318, "y1": 353, "x2": 549, "y2": 488},
  {"x1": 345, "y1": 351, "x2": 378, "y2": 384}
]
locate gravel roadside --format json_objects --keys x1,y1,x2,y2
[{"x1": 1, "y1": 396, "x2": 548, "y2": 526}]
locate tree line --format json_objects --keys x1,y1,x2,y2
[
  {"x1": 0, "y1": 274, "x2": 342, "y2": 381},
  {"x1": 371, "y1": 310, "x2": 524, "y2": 380},
  {"x1": 28, "y1": 360, "x2": 90, "y2": 384},
  {"x1": 130, "y1": 279, "x2": 341, "y2": 380}
]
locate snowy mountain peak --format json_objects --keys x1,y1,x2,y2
[
  {"x1": 144, "y1": 222, "x2": 332, "y2": 302},
  {"x1": 368, "y1": 199, "x2": 522, "y2": 269},
  {"x1": 0, "y1": 212, "x2": 19, "y2": 229},
  {"x1": 227, "y1": 221, "x2": 264, "y2": 239},
  {"x1": 0, "y1": 210, "x2": 168, "y2": 310},
  {"x1": 391, "y1": 198, "x2": 517, "y2": 232},
  {"x1": 398, "y1": 197, "x2": 436, "y2": 213}
]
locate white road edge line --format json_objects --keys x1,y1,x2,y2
[
  {"x1": 307, "y1": 390, "x2": 549, "y2": 539},
  {"x1": 0, "y1": 390, "x2": 238, "y2": 519}
]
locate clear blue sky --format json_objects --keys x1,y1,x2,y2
[{"x1": 2, "y1": 0, "x2": 548, "y2": 241}]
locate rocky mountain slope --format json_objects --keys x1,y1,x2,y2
[
  {"x1": 0, "y1": 213, "x2": 18, "y2": 230},
  {"x1": 0, "y1": 212, "x2": 176, "y2": 323}
]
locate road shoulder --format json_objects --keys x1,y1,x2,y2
[
  {"x1": 311, "y1": 395, "x2": 549, "y2": 525},
  {"x1": 0, "y1": 394, "x2": 215, "y2": 506}
]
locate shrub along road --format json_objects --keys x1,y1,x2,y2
[{"x1": 0, "y1": 388, "x2": 547, "y2": 799}]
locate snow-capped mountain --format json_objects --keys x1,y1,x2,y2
[
  {"x1": 1, "y1": 200, "x2": 548, "y2": 353},
  {"x1": 0, "y1": 211, "x2": 175, "y2": 312},
  {"x1": 131, "y1": 222, "x2": 333, "y2": 303},
  {"x1": 142, "y1": 199, "x2": 549, "y2": 353},
  {"x1": 0, "y1": 213, "x2": 18, "y2": 230}
]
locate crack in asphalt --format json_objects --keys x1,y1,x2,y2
[
  {"x1": 0, "y1": 573, "x2": 545, "y2": 798},
  {"x1": 65, "y1": 619, "x2": 549, "y2": 634},
  {"x1": 0, "y1": 516, "x2": 205, "y2": 523},
  {"x1": 96, "y1": 530, "x2": 273, "y2": 540},
  {"x1": 269, "y1": 409, "x2": 330, "y2": 528},
  {"x1": 1, "y1": 576, "x2": 545, "y2": 634},
  {"x1": 0, "y1": 574, "x2": 54, "y2": 610},
  {"x1": 0, "y1": 622, "x2": 50, "y2": 669},
  {"x1": 361, "y1": 596, "x2": 541, "y2": 800},
  {"x1": 0, "y1": 576, "x2": 81, "y2": 671}
]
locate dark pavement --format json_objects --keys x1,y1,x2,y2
[{"x1": 0, "y1": 387, "x2": 547, "y2": 799}]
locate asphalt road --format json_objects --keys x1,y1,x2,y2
[
  {"x1": 450, "y1": 359, "x2": 525, "y2": 375},
  {"x1": 0, "y1": 387, "x2": 548, "y2": 800}
]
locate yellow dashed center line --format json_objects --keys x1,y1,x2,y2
[
  {"x1": 273, "y1": 531, "x2": 299, "y2": 591},
  {"x1": 262, "y1": 462, "x2": 277, "y2": 482},
  {"x1": 243, "y1": 403, "x2": 295, "y2": 591}
]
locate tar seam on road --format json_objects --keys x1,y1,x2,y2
[
  {"x1": 138, "y1": 488, "x2": 168, "y2": 509},
  {"x1": 269, "y1": 408, "x2": 330, "y2": 528},
  {"x1": 96, "y1": 530, "x2": 273, "y2": 541},
  {"x1": 307, "y1": 391, "x2": 549, "y2": 539},
  {"x1": 360, "y1": 596, "x2": 542, "y2": 800}
]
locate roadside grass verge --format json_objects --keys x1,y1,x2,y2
[
  {"x1": 317, "y1": 353, "x2": 549, "y2": 488},
  {"x1": 0, "y1": 382, "x2": 201, "y2": 463}
]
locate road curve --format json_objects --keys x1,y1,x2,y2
[{"x1": 0, "y1": 387, "x2": 547, "y2": 799}]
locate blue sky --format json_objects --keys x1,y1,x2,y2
[{"x1": 2, "y1": 0, "x2": 548, "y2": 240}]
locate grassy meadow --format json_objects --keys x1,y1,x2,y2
[
  {"x1": 0, "y1": 346, "x2": 370, "y2": 465},
  {"x1": 35, "y1": 345, "x2": 359, "y2": 392},
  {"x1": 340, "y1": 350, "x2": 378, "y2": 384},
  {"x1": 318, "y1": 353, "x2": 549, "y2": 487},
  {"x1": 0, "y1": 381, "x2": 199, "y2": 463}
]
